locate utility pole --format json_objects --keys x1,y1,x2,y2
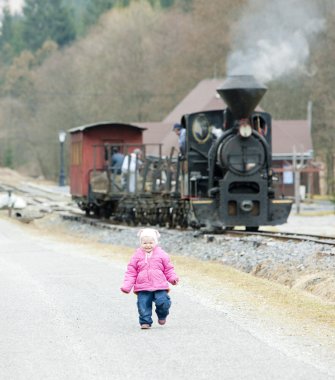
[
  {"x1": 307, "y1": 100, "x2": 312, "y2": 132},
  {"x1": 307, "y1": 101, "x2": 313, "y2": 199},
  {"x1": 293, "y1": 146, "x2": 301, "y2": 214},
  {"x1": 58, "y1": 131, "x2": 66, "y2": 186}
]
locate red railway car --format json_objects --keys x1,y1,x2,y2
[
  {"x1": 68, "y1": 121, "x2": 176, "y2": 221},
  {"x1": 69, "y1": 121, "x2": 145, "y2": 197}
]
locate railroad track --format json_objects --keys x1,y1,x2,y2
[
  {"x1": 0, "y1": 184, "x2": 25, "y2": 193},
  {"x1": 220, "y1": 229, "x2": 335, "y2": 246},
  {"x1": 0, "y1": 183, "x2": 61, "y2": 202},
  {"x1": 60, "y1": 212, "x2": 335, "y2": 247}
]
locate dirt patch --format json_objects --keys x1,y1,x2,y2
[
  {"x1": 0, "y1": 167, "x2": 55, "y2": 188},
  {"x1": 292, "y1": 272, "x2": 335, "y2": 301},
  {"x1": 250, "y1": 261, "x2": 335, "y2": 303}
]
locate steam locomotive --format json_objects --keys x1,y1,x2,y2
[{"x1": 69, "y1": 75, "x2": 292, "y2": 230}]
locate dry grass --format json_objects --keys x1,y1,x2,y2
[
  {"x1": 295, "y1": 210, "x2": 335, "y2": 217},
  {"x1": 171, "y1": 255, "x2": 335, "y2": 326}
]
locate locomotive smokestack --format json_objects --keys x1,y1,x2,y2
[{"x1": 217, "y1": 75, "x2": 267, "y2": 119}]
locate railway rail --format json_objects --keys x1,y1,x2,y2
[
  {"x1": 60, "y1": 212, "x2": 335, "y2": 247},
  {"x1": 219, "y1": 229, "x2": 335, "y2": 246},
  {"x1": 0, "y1": 183, "x2": 65, "y2": 202}
]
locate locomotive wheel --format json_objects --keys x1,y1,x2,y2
[
  {"x1": 139, "y1": 209, "x2": 148, "y2": 225},
  {"x1": 121, "y1": 208, "x2": 132, "y2": 225},
  {"x1": 101, "y1": 207, "x2": 111, "y2": 219},
  {"x1": 132, "y1": 214, "x2": 139, "y2": 226},
  {"x1": 125, "y1": 212, "x2": 134, "y2": 225},
  {"x1": 180, "y1": 217, "x2": 188, "y2": 229},
  {"x1": 157, "y1": 208, "x2": 167, "y2": 227},
  {"x1": 93, "y1": 206, "x2": 101, "y2": 218},
  {"x1": 148, "y1": 207, "x2": 156, "y2": 225},
  {"x1": 176, "y1": 206, "x2": 188, "y2": 229},
  {"x1": 157, "y1": 213, "x2": 164, "y2": 227},
  {"x1": 168, "y1": 209, "x2": 176, "y2": 229},
  {"x1": 225, "y1": 226, "x2": 234, "y2": 231},
  {"x1": 161, "y1": 207, "x2": 169, "y2": 227}
]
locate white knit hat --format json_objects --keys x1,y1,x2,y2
[{"x1": 137, "y1": 228, "x2": 160, "y2": 244}]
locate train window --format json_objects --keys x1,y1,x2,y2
[
  {"x1": 252, "y1": 115, "x2": 268, "y2": 136},
  {"x1": 192, "y1": 114, "x2": 211, "y2": 143}
]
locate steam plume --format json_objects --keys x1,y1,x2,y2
[{"x1": 226, "y1": 0, "x2": 325, "y2": 83}]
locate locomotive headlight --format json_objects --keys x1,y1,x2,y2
[{"x1": 239, "y1": 123, "x2": 252, "y2": 138}]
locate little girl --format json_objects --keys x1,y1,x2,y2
[{"x1": 121, "y1": 228, "x2": 179, "y2": 329}]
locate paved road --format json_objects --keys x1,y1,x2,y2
[{"x1": 0, "y1": 218, "x2": 333, "y2": 380}]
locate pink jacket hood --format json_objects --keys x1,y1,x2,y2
[{"x1": 121, "y1": 246, "x2": 178, "y2": 293}]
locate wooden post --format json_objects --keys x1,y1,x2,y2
[
  {"x1": 8, "y1": 190, "x2": 13, "y2": 217},
  {"x1": 293, "y1": 146, "x2": 300, "y2": 214}
]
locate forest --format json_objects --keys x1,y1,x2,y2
[{"x1": 0, "y1": 0, "x2": 334, "y2": 194}]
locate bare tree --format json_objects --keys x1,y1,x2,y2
[{"x1": 309, "y1": 5, "x2": 335, "y2": 194}]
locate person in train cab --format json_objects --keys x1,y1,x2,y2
[
  {"x1": 120, "y1": 228, "x2": 179, "y2": 329},
  {"x1": 222, "y1": 108, "x2": 234, "y2": 130},
  {"x1": 111, "y1": 147, "x2": 124, "y2": 174},
  {"x1": 172, "y1": 123, "x2": 186, "y2": 157},
  {"x1": 121, "y1": 148, "x2": 142, "y2": 192},
  {"x1": 211, "y1": 125, "x2": 223, "y2": 140},
  {"x1": 208, "y1": 125, "x2": 224, "y2": 175},
  {"x1": 173, "y1": 123, "x2": 187, "y2": 195}
]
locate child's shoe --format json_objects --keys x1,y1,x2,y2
[
  {"x1": 141, "y1": 324, "x2": 151, "y2": 329},
  {"x1": 158, "y1": 319, "x2": 166, "y2": 325}
]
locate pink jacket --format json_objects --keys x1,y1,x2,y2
[{"x1": 121, "y1": 246, "x2": 179, "y2": 293}]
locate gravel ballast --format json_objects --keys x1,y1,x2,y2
[{"x1": 41, "y1": 213, "x2": 335, "y2": 303}]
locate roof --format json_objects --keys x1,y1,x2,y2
[
  {"x1": 137, "y1": 122, "x2": 176, "y2": 156},
  {"x1": 137, "y1": 122, "x2": 171, "y2": 143},
  {"x1": 163, "y1": 79, "x2": 225, "y2": 124},
  {"x1": 272, "y1": 120, "x2": 313, "y2": 158},
  {"x1": 68, "y1": 121, "x2": 146, "y2": 134}
]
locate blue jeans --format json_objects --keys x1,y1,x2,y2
[{"x1": 137, "y1": 290, "x2": 171, "y2": 326}]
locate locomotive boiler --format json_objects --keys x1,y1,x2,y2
[{"x1": 69, "y1": 75, "x2": 292, "y2": 230}]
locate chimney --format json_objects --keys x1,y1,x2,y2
[{"x1": 217, "y1": 75, "x2": 267, "y2": 119}]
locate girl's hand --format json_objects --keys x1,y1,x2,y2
[
  {"x1": 171, "y1": 279, "x2": 179, "y2": 285},
  {"x1": 121, "y1": 288, "x2": 130, "y2": 293}
]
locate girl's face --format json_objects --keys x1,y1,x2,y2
[{"x1": 141, "y1": 237, "x2": 155, "y2": 253}]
